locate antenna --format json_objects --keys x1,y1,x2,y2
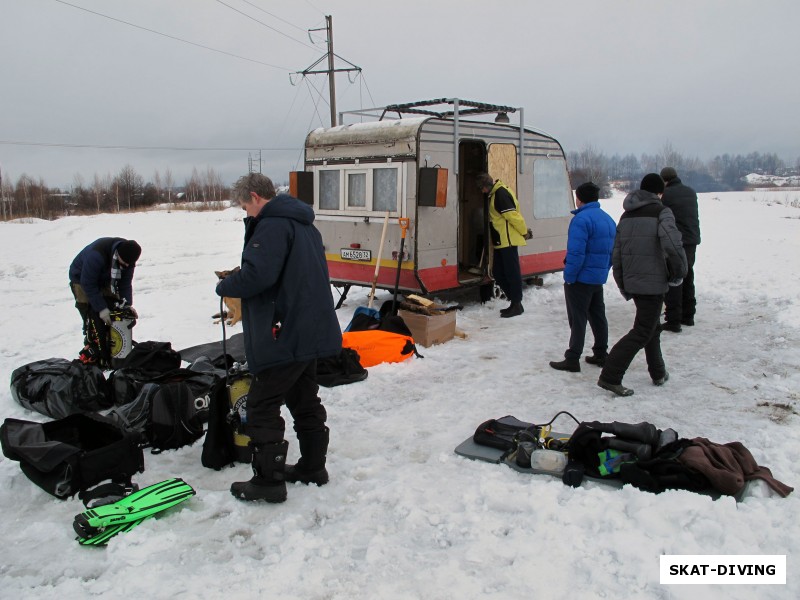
[{"x1": 291, "y1": 16, "x2": 361, "y2": 127}]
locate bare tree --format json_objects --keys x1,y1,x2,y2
[
  {"x1": 153, "y1": 169, "x2": 162, "y2": 206},
  {"x1": 657, "y1": 141, "x2": 683, "y2": 171},
  {"x1": 114, "y1": 164, "x2": 144, "y2": 211},
  {"x1": 164, "y1": 168, "x2": 174, "y2": 212}
]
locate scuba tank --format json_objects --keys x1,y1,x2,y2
[
  {"x1": 109, "y1": 306, "x2": 136, "y2": 367},
  {"x1": 226, "y1": 364, "x2": 253, "y2": 463}
]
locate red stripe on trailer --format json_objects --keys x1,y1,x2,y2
[
  {"x1": 328, "y1": 260, "x2": 419, "y2": 290},
  {"x1": 520, "y1": 250, "x2": 566, "y2": 275}
]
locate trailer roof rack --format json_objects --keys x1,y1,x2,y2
[
  {"x1": 339, "y1": 98, "x2": 519, "y2": 123},
  {"x1": 337, "y1": 98, "x2": 526, "y2": 177},
  {"x1": 382, "y1": 98, "x2": 517, "y2": 119}
]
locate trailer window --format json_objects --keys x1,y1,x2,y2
[
  {"x1": 319, "y1": 170, "x2": 341, "y2": 210},
  {"x1": 315, "y1": 164, "x2": 402, "y2": 215},
  {"x1": 373, "y1": 168, "x2": 398, "y2": 212},
  {"x1": 532, "y1": 159, "x2": 572, "y2": 219},
  {"x1": 347, "y1": 172, "x2": 367, "y2": 208}
]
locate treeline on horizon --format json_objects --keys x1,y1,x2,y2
[
  {"x1": 1, "y1": 146, "x2": 798, "y2": 221},
  {"x1": 568, "y1": 144, "x2": 799, "y2": 197}
]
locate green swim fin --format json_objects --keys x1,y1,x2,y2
[{"x1": 74, "y1": 478, "x2": 195, "y2": 542}]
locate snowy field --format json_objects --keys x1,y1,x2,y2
[{"x1": 0, "y1": 189, "x2": 798, "y2": 599}]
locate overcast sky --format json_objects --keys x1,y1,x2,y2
[{"x1": 1, "y1": 0, "x2": 798, "y2": 189}]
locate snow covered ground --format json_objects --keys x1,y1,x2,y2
[{"x1": 0, "y1": 189, "x2": 798, "y2": 599}]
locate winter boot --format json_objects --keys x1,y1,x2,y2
[
  {"x1": 500, "y1": 302, "x2": 524, "y2": 318},
  {"x1": 597, "y1": 378, "x2": 635, "y2": 397},
  {"x1": 285, "y1": 428, "x2": 329, "y2": 486},
  {"x1": 584, "y1": 354, "x2": 606, "y2": 367},
  {"x1": 606, "y1": 421, "x2": 659, "y2": 445},
  {"x1": 230, "y1": 440, "x2": 288, "y2": 503},
  {"x1": 549, "y1": 359, "x2": 580, "y2": 373},
  {"x1": 652, "y1": 371, "x2": 670, "y2": 386}
]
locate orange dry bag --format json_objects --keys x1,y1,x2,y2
[{"x1": 341, "y1": 330, "x2": 417, "y2": 368}]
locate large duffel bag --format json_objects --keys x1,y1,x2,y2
[
  {"x1": 0, "y1": 413, "x2": 144, "y2": 499},
  {"x1": 10, "y1": 358, "x2": 111, "y2": 419}
]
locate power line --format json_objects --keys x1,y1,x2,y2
[
  {"x1": 51, "y1": 0, "x2": 291, "y2": 70},
  {"x1": 221, "y1": 0, "x2": 325, "y2": 46},
  {"x1": 0, "y1": 140, "x2": 298, "y2": 152}
]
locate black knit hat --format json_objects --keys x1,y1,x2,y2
[
  {"x1": 660, "y1": 167, "x2": 678, "y2": 182},
  {"x1": 640, "y1": 173, "x2": 665, "y2": 195},
  {"x1": 575, "y1": 182, "x2": 600, "y2": 203},
  {"x1": 117, "y1": 240, "x2": 142, "y2": 265}
]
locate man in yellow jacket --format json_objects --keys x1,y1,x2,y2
[{"x1": 477, "y1": 173, "x2": 530, "y2": 318}]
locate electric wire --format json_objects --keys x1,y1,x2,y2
[
  {"x1": 237, "y1": 0, "x2": 326, "y2": 42},
  {"x1": 0, "y1": 141, "x2": 296, "y2": 152},
  {"x1": 214, "y1": 0, "x2": 318, "y2": 51},
  {"x1": 51, "y1": 0, "x2": 291, "y2": 70}
]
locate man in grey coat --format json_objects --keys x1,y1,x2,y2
[{"x1": 597, "y1": 174, "x2": 687, "y2": 397}]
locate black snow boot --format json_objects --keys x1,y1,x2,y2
[
  {"x1": 230, "y1": 440, "x2": 288, "y2": 503},
  {"x1": 285, "y1": 428, "x2": 329, "y2": 486},
  {"x1": 500, "y1": 302, "x2": 524, "y2": 318},
  {"x1": 549, "y1": 359, "x2": 580, "y2": 373}
]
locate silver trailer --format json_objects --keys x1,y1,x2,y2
[{"x1": 289, "y1": 99, "x2": 573, "y2": 305}]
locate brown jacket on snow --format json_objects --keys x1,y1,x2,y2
[{"x1": 678, "y1": 437, "x2": 793, "y2": 497}]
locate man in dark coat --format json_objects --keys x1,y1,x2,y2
[
  {"x1": 597, "y1": 174, "x2": 687, "y2": 397},
  {"x1": 216, "y1": 173, "x2": 342, "y2": 503},
  {"x1": 69, "y1": 237, "x2": 141, "y2": 364},
  {"x1": 660, "y1": 167, "x2": 701, "y2": 331}
]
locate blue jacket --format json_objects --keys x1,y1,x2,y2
[
  {"x1": 216, "y1": 194, "x2": 342, "y2": 374},
  {"x1": 69, "y1": 237, "x2": 135, "y2": 312},
  {"x1": 563, "y1": 202, "x2": 616, "y2": 285}
]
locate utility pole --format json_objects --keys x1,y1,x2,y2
[
  {"x1": 248, "y1": 150, "x2": 262, "y2": 174},
  {"x1": 291, "y1": 16, "x2": 361, "y2": 127},
  {"x1": 324, "y1": 16, "x2": 337, "y2": 127}
]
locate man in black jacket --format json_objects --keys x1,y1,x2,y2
[
  {"x1": 216, "y1": 173, "x2": 342, "y2": 503},
  {"x1": 597, "y1": 174, "x2": 687, "y2": 397},
  {"x1": 660, "y1": 167, "x2": 701, "y2": 331}
]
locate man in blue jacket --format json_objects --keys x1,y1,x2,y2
[
  {"x1": 69, "y1": 237, "x2": 141, "y2": 365},
  {"x1": 550, "y1": 182, "x2": 616, "y2": 372},
  {"x1": 216, "y1": 173, "x2": 342, "y2": 503}
]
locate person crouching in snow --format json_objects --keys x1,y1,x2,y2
[{"x1": 69, "y1": 237, "x2": 141, "y2": 366}]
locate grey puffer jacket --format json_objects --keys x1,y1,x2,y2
[{"x1": 612, "y1": 190, "x2": 687, "y2": 297}]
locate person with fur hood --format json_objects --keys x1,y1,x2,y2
[{"x1": 597, "y1": 174, "x2": 687, "y2": 397}]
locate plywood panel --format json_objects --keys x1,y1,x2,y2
[{"x1": 488, "y1": 143, "x2": 518, "y2": 195}]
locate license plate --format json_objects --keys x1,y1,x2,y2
[{"x1": 340, "y1": 248, "x2": 372, "y2": 261}]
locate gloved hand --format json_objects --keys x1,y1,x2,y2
[
  {"x1": 668, "y1": 277, "x2": 683, "y2": 287},
  {"x1": 523, "y1": 228, "x2": 533, "y2": 240},
  {"x1": 98, "y1": 308, "x2": 112, "y2": 325},
  {"x1": 129, "y1": 307, "x2": 138, "y2": 318}
]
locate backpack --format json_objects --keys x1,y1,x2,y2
[
  {"x1": 317, "y1": 348, "x2": 369, "y2": 387},
  {"x1": 109, "y1": 381, "x2": 206, "y2": 452},
  {"x1": 473, "y1": 416, "x2": 537, "y2": 452},
  {"x1": 341, "y1": 330, "x2": 418, "y2": 368},
  {"x1": 10, "y1": 358, "x2": 111, "y2": 419},
  {"x1": 0, "y1": 413, "x2": 144, "y2": 499},
  {"x1": 119, "y1": 340, "x2": 182, "y2": 372}
]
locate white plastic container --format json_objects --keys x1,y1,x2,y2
[{"x1": 529, "y1": 449, "x2": 568, "y2": 473}]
